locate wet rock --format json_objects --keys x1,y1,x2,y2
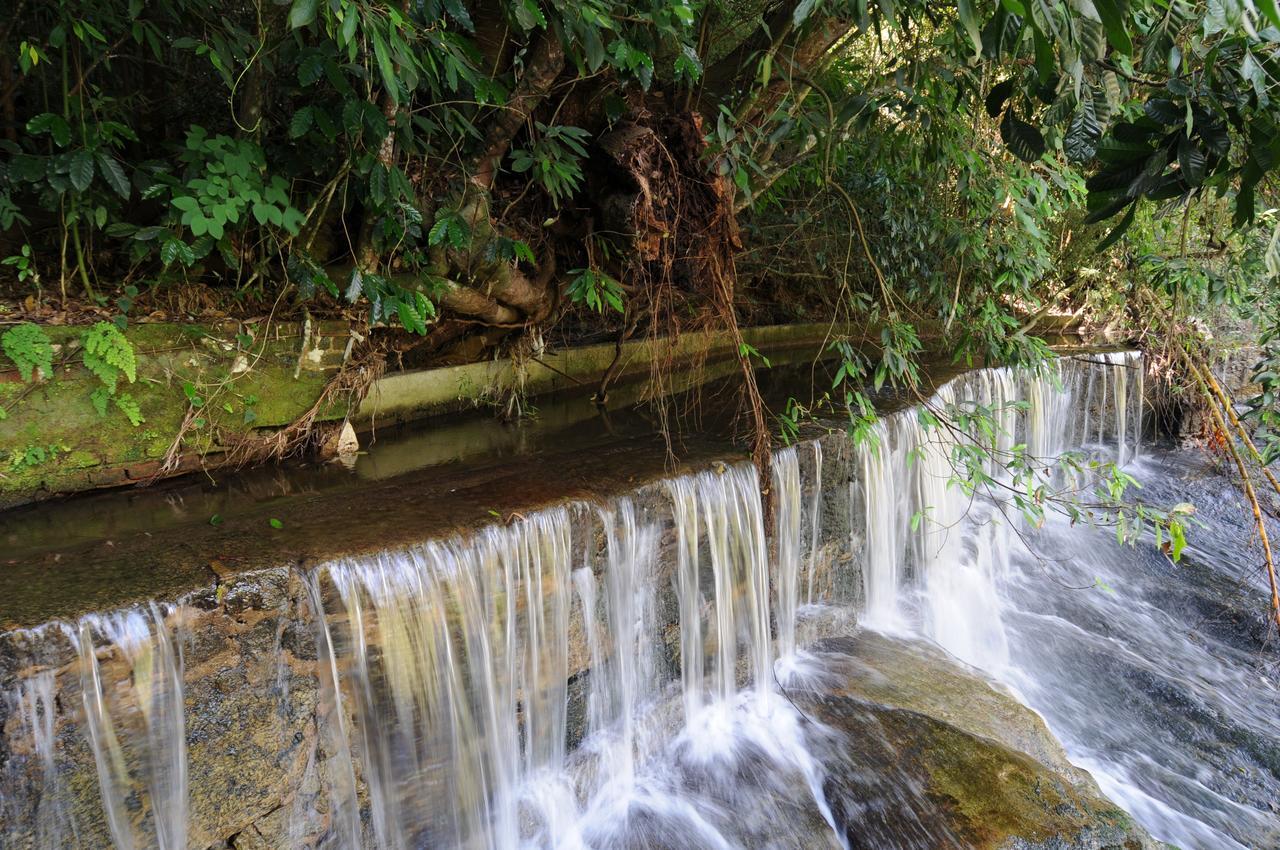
[{"x1": 787, "y1": 633, "x2": 1159, "y2": 850}]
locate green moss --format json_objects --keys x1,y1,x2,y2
[
  {"x1": 0, "y1": 320, "x2": 342, "y2": 508},
  {"x1": 65, "y1": 450, "x2": 102, "y2": 469},
  {"x1": 861, "y1": 705, "x2": 1138, "y2": 850}
]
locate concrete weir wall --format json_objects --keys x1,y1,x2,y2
[
  {"x1": 0, "y1": 320, "x2": 843, "y2": 510},
  {"x1": 0, "y1": 352, "x2": 1142, "y2": 849},
  {"x1": 0, "y1": 431, "x2": 858, "y2": 850}
]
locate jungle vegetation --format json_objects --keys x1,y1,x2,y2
[{"x1": 2, "y1": 0, "x2": 1280, "y2": 617}]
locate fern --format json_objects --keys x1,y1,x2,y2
[
  {"x1": 114, "y1": 393, "x2": 144, "y2": 426},
  {"x1": 2, "y1": 322, "x2": 53, "y2": 382},
  {"x1": 81, "y1": 321, "x2": 136, "y2": 392},
  {"x1": 90, "y1": 386, "x2": 111, "y2": 417}
]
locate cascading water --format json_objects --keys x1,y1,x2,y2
[
  {"x1": 853, "y1": 350, "x2": 1279, "y2": 849},
  {"x1": 55, "y1": 605, "x2": 189, "y2": 850},
  {"x1": 5, "y1": 349, "x2": 1275, "y2": 850}
]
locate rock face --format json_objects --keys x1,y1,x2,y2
[
  {"x1": 784, "y1": 633, "x2": 1157, "y2": 850},
  {"x1": 0, "y1": 570, "x2": 330, "y2": 850}
]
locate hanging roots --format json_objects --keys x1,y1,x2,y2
[{"x1": 601, "y1": 109, "x2": 774, "y2": 516}]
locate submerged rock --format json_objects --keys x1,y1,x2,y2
[{"x1": 785, "y1": 633, "x2": 1159, "y2": 850}]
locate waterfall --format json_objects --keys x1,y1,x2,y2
[
  {"x1": 582, "y1": 501, "x2": 661, "y2": 792},
  {"x1": 858, "y1": 419, "x2": 909, "y2": 629},
  {"x1": 308, "y1": 507, "x2": 576, "y2": 849},
  {"x1": 9, "y1": 670, "x2": 77, "y2": 847},
  {"x1": 805, "y1": 440, "x2": 824, "y2": 606},
  {"x1": 73, "y1": 605, "x2": 188, "y2": 850},
  {"x1": 3, "y1": 350, "x2": 1164, "y2": 850},
  {"x1": 773, "y1": 447, "x2": 803, "y2": 662}
]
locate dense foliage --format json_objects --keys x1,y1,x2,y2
[
  {"x1": 1, "y1": 0, "x2": 1278, "y2": 446},
  {"x1": 3, "y1": 0, "x2": 1280, "y2": 621}
]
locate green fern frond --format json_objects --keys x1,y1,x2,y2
[
  {"x1": 2, "y1": 323, "x2": 54, "y2": 382},
  {"x1": 81, "y1": 321, "x2": 137, "y2": 392},
  {"x1": 114, "y1": 393, "x2": 145, "y2": 426}
]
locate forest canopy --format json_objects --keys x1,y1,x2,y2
[{"x1": 1, "y1": 0, "x2": 1279, "y2": 443}]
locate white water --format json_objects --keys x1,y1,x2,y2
[
  {"x1": 850, "y1": 351, "x2": 1279, "y2": 849},
  {"x1": 71, "y1": 604, "x2": 188, "y2": 850},
  {"x1": 8, "y1": 350, "x2": 1276, "y2": 850}
]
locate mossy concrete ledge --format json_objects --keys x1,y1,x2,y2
[
  {"x1": 351, "y1": 322, "x2": 845, "y2": 426},
  {"x1": 0, "y1": 319, "x2": 351, "y2": 510},
  {"x1": 0, "y1": 321, "x2": 841, "y2": 509}
]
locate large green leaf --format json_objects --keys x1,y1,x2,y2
[
  {"x1": 1096, "y1": 201, "x2": 1137, "y2": 249},
  {"x1": 1259, "y1": 0, "x2": 1280, "y2": 30},
  {"x1": 985, "y1": 79, "x2": 1015, "y2": 117},
  {"x1": 957, "y1": 0, "x2": 983, "y2": 57},
  {"x1": 1000, "y1": 111, "x2": 1047, "y2": 162},
  {"x1": 288, "y1": 0, "x2": 317, "y2": 29},
  {"x1": 1177, "y1": 136, "x2": 1206, "y2": 186},
  {"x1": 26, "y1": 113, "x2": 71, "y2": 147},
  {"x1": 1143, "y1": 98, "x2": 1182, "y2": 126},
  {"x1": 69, "y1": 149, "x2": 95, "y2": 193},
  {"x1": 1065, "y1": 96, "x2": 1100, "y2": 163},
  {"x1": 370, "y1": 26, "x2": 399, "y2": 105},
  {"x1": 1084, "y1": 192, "x2": 1131, "y2": 222},
  {"x1": 95, "y1": 153, "x2": 130, "y2": 199},
  {"x1": 1093, "y1": 0, "x2": 1132, "y2": 54}
]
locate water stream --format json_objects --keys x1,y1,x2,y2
[{"x1": 3, "y1": 351, "x2": 1277, "y2": 849}]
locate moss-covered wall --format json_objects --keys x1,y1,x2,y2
[
  {"x1": 0, "y1": 320, "x2": 854, "y2": 509},
  {"x1": 0, "y1": 320, "x2": 350, "y2": 509}
]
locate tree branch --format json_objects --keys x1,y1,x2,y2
[{"x1": 469, "y1": 30, "x2": 565, "y2": 190}]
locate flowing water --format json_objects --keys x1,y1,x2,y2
[{"x1": 3, "y1": 351, "x2": 1278, "y2": 849}]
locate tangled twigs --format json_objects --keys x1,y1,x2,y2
[
  {"x1": 602, "y1": 109, "x2": 775, "y2": 510},
  {"x1": 229, "y1": 344, "x2": 388, "y2": 466},
  {"x1": 1181, "y1": 349, "x2": 1280, "y2": 631},
  {"x1": 1200, "y1": 366, "x2": 1280, "y2": 509}
]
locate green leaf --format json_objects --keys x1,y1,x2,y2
[
  {"x1": 161, "y1": 238, "x2": 182, "y2": 266},
  {"x1": 514, "y1": 0, "x2": 547, "y2": 29},
  {"x1": 1169, "y1": 519, "x2": 1187, "y2": 561},
  {"x1": 1065, "y1": 96, "x2": 1100, "y2": 163},
  {"x1": 27, "y1": 113, "x2": 71, "y2": 147},
  {"x1": 1177, "y1": 136, "x2": 1205, "y2": 187},
  {"x1": 1093, "y1": 0, "x2": 1132, "y2": 54},
  {"x1": 95, "y1": 153, "x2": 130, "y2": 199},
  {"x1": 2, "y1": 323, "x2": 54, "y2": 382},
  {"x1": 114, "y1": 393, "x2": 144, "y2": 426},
  {"x1": 269, "y1": 517, "x2": 284, "y2": 529},
  {"x1": 90, "y1": 386, "x2": 111, "y2": 417},
  {"x1": 1096, "y1": 201, "x2": 1137, "y2": 250},
  {"x1": 1143, "y1": 98, "x2": 1181, "y2": 126},
  {"x1": 210, "y1": 513, "x2": 223, "y2": 526},
  {"x1": 289, "y1": 0, "x2": 318, "y2": 29},
  {"x1": 369, "y1": 27, "x2": 399, "y2": 106},
  {"x1": 442, "y1": 0, "x2": 475, "y2": 30},
  {"x1": 1259, "y1": 0, "x2": 1280, "y2": 30},
  {"x1": 81, "y1": 321, "x2": 137, "y2": 390},
  {"x1": 957, "y1": 0, "x2": 983, "y2": 56},
  {"x1": 69, "y1": 150, "x2": 95, "y2": 192},
  {"x1": 396, "y1": 298, "x2": 427, "y2": 334},
  {"x1": 999, "y1": 111, "x2": 1046, "y2": 162},
  {"x1": 674, "y1": 45, "x2": 703, "y2": 82},
  {"x1": 985, "y1": 79, "x2": 1014, "y2": 118},
  {"x1": 793, "y1": 0, "x2": 818, "y2": 26},
  {"x1": 289, "y1": 107, "x2": 313, "y2": 139}
]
